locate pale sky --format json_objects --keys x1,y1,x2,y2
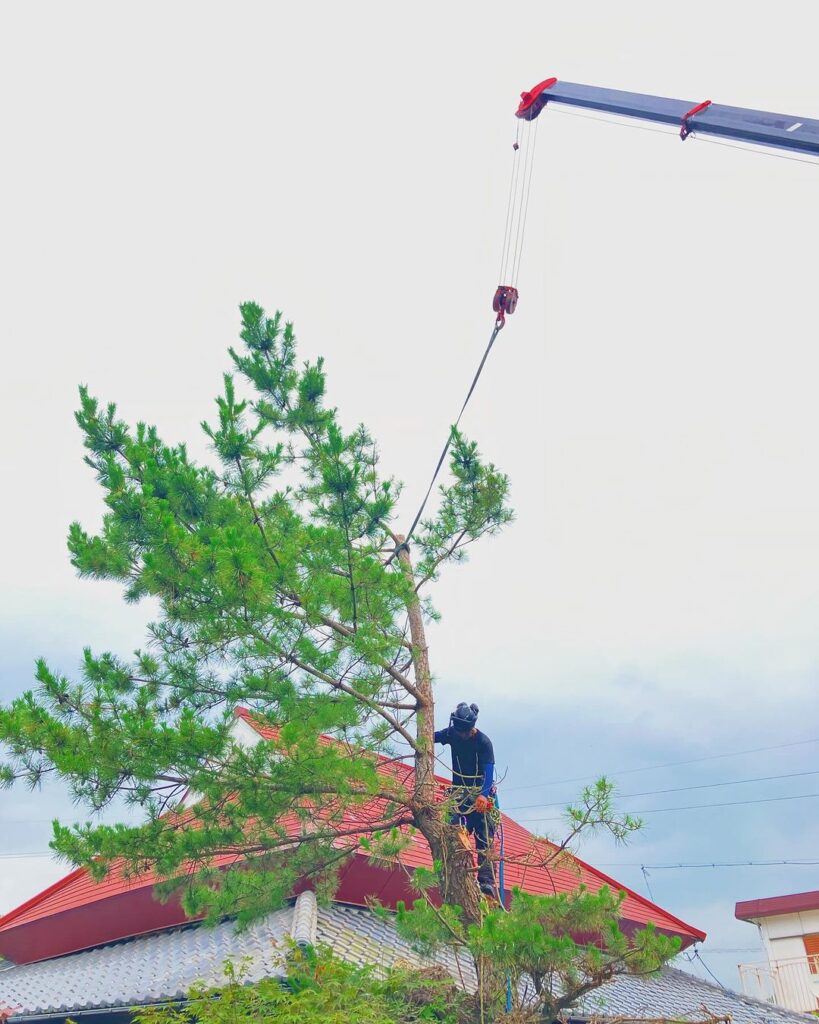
[{"x1": 2, "y1": 0, "x2": 819, "y2": 989}]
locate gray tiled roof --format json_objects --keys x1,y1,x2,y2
[
  {"x1": 316, "y1": 903, "x2": 476, "y2": 988},
  {"x1": 578, "y1": 965, "x2": 816, "y2": 1024},
  {"x1": 0, "y1": 908, "x2": 293, "y2": 1017},
  {"x1": 0, "y1": 901, "x2": 813, "y2": 1023},
  {"x1": 0, "y1": 897, "x2": 470, "y2": 1019}
]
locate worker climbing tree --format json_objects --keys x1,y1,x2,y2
[{"x1": 435, "y1": 702, "x2": 499, "y2": 899}]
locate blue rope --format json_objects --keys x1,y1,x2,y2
[{"x1": 493, "y1": 789, "x2": 513, "y2": 1014}]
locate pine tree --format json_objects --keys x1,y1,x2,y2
[
  {"x1": 0, "y1": 304, "x2": 678, "y2": 1010},
  {"x1": 1, "y1": 303, "x2": 516, "y2": 922}
]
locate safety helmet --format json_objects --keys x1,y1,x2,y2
[{"x1": 450, "y1": 702, "x2": 479, "y2": 731}]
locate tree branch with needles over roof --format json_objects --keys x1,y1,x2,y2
[{"x1": 0, "y1": 302, "x2": 513, "y2": 927}]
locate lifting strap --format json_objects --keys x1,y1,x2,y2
[{"x1": 387, "y1": 319, "x2": 504, "y2": 564}]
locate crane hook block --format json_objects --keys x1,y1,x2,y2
[{"x1": 493, "y1": 285, "x2": 519, "y2": 321}]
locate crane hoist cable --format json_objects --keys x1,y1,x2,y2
[
  {"x1": 389, "y1": 110, "x2": 540, "y2": 565},
  {"x1": 388, "y1": 320, "x2": 503, "y2": 565},
  {"x1": 391, "y1": 73, "x2": 819, "y2": 564},
  {"x1": 494, "y1": 109, "x2": 540, "y2": 326}
]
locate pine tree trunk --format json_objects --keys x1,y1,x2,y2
[
  {"x1": 396, "y1": 537, "x2": 435, "y2": 806},
  {"x1": 396, "y1": 537, "x2": 482, "y2": 924},
  {"x1": 414, "y1": 804, "x2": 483, "y2": 924}
]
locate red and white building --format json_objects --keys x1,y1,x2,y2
[{"x1": 736, "y1": 890, "x2": 819, "y2": 1015}]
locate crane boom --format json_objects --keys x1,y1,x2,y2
[{"x1": 516, "y1": 78, "x2": 819, "y2": 156}]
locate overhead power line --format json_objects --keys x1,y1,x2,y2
[
  {"x1": 7, "y1": 763, "x2": 819, "y2": 828},
  {"x1": 8, "y1": 764, "x2": 819, "y2": 824},
  {"x1": 0, "y1": 851, "x2": 59, "y2": 860},
  {"x1": 705, "y1": 948, "x2": 764, "y2": 954},
  {"x1": 502, "y1": 736, "x2": 819, "y2": 793},
  {"x1": 504, "y1": 768, "x2": 819, "y2": 812},
  {"x1": 595, "y1": 859, "x2": 819, "y2": 870},
  {"x1": 687, "y1": 949, "x2": 726, "y2": 990},
  {"x1": 518, "y1": 789, "x2": 819, "y2": 825}
]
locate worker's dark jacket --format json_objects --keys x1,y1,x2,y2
[{"x1": 433, "y1": 727, "x2": 494, "y2": 794}]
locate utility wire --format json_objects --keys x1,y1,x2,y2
[
  {"x1": 688, "y1": 949, "x2": 726, "y2": 991},
  {"x1": 518, "y1": 789, "x2": 819, "y2": 825},
  {"x1": 589, "y1": 860, "x2": 819, "y2": 870},
  {"x1": 504, "y1": 768, "x2": 819, "y2": 812},
  {"x1": 704, "y1": 948, "x2": 764, "y2": 954},
  {"x1": 5, "y1": 849, "x2": 819, "y2": 868},
  {"x1": 0, "y1": 851, "x2": 60, "y2": 860},
  {"x1": 619, "y1": 769, "x2": 819, "y2": 800},
  {"x1": 502, "y1": 736, "x2": 819, "y2": 793},
  {"x1": 8, "y1": 765, "x2": 819, "y2": 826}
]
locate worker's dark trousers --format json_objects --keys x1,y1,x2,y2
[{"x1": 451, "y1": 809, "x2": 497, "y2": 893}]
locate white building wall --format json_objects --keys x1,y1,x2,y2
[
  {"x1": 750, "y1": 911, "x2": 819, "y2": 1014},
  {"x1": 230, "y1": 715, "x2": 265, "y2": 749},
  {"x1": 180, "y1": 714, "x2": 265, "y2": 808}
]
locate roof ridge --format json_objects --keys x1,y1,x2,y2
[{"x1": 291, "y1": 891, "x2": 318, "y2": 948}]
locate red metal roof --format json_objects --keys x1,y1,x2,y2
[
  {"x1": 0, "y1": 708, "x2": 705, "y2": 962},
  {"x1": 736, "y1": 890, "x2": 819, "y2": 921},
  {"x1": 232, "y1": 709, "x2": 703, "y2": 936}
]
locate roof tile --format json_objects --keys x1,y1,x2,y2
[{"x1": 0, "y1": 905, "x2": 810, "y2": 1024}]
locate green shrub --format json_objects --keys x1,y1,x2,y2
[{"x1": 132, "y1": 943, "x2": 468, "y2": 1024}]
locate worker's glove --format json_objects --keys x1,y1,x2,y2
[{"x1": 474, "y1": 794, "x2": 494, "y2": 814}]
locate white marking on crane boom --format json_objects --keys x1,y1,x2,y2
[{"x1": 787, "y1": 122, "x2": 803, "y2": 132}]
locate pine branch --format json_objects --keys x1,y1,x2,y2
[{"x1": 285, "y1": 654, "x2": 419, "y2": 751}]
